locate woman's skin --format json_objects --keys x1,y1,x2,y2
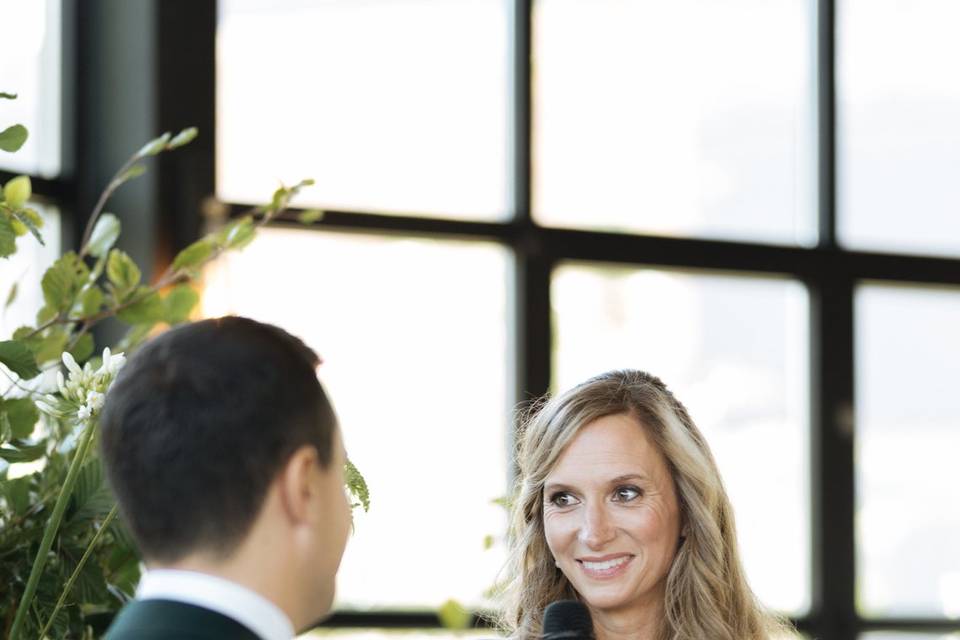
[{"x1": 543, "y1": 413, "x2": 683, "y2": 640}]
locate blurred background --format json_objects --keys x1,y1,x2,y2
[{"x1": 2, "y1": 1, "x2": 960, "y2": 639}]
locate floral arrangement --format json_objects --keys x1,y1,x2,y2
[{"x1": 0, "y1": 91, "x2": 368, "y2": 639}]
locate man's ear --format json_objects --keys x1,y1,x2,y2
[{"x1": 276, "y1": 445, "x2": 321, "y2": 525}]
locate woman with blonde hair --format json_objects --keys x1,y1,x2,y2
[{"x1": 500, "y1": 369, "x2": 793, "y2": 640}]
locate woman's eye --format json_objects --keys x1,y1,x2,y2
[
  {"x1": 549, "y1": 492, "x2": 579, "y2": 507},
  {"x1": 613, "y1": 486, "x2": 642, "y2": 502}
]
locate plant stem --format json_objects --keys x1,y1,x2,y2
[
  {"x1": 78, "y1": 155, "x2": 140, "y2": 257},
  {"x1": 8, "y1": 418, "x2": 98, "y2": 640},
  {"x1": 38, "y1": 504, "x2": 118, "y2": 639}
]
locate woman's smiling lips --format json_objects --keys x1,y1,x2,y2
[{"x1": 576, "y1": 553, "x2": 635, "y2": 579}]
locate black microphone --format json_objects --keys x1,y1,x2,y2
[{"x1": 542, "y1": 600, "x2": 594, "y2": 639}]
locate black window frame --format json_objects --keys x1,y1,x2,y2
[{"x1": 9, "y1": 1, "x2": 958, "y2": 638}]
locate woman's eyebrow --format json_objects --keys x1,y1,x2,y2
[
  {"x1": 544, "y1": 473, "x2": 650, "y2": 493},
  {"x1": 608, "y1": 473, "x2": 649, "y2": 484},
  {"x1": 543, "y1": 481, "x2": 574, "y2": 493}
]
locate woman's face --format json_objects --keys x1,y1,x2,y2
[{"x1": 542, "y1": 412, "x2": 682, "y2": 617}]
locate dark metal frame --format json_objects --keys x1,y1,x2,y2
[{"x1": 6, "y1": 1, "x2": 957, "y2": 638}]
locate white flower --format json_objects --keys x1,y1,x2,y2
[
  {"x1": 56, "y1": 371, "x2": 69, "y2": 397},
  {"x1": 61, "y1": 351, "x2": 82, "y2": 376},
  {"x1": 85, "y1": 390, "x2": 104, "y2": 413},
  {"x1": 36, "y1": 348, "x2": 127, "y2": 423}
]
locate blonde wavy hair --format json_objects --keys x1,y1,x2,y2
[{"x1": 499, "y1": 369, "x2": 793, "y2": 640}]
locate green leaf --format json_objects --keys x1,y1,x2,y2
[
  {"x1": 0, "y1": 92, "x2": 17, "y2": 99},
  {"x1": 42, "y1": 252, "x2": 89, "y2": 313},
  {"x1": 214, "y1": 216, "x2": 255, "y2": 250},
  {"x1": 437, "y1": 599, "x2": 471, "y2": 630},
  {"x1": 2, "y1": 475, "x2": 32, "y2": 515},
  {"x1": 297, "y1": 209, "x2": 324, "y2": 224},
  {"x1": 36, "y1": 304, "x2": 56, "y2": 324},
  {"x1": 171, "y1": 237, "x2": 215, "y2": 272},
  {"x1": 12, "y1": 325, "x2": 33, "y2": 340},
  {"x1": 0, "y1": 214, "x2": 16, "y2": 258},
  {"x1": 225, "y1": 218, "x2": 255, "y2": 250},
  {"x1": 22, "y1": 206, "x2": 44, "y2": 227},
  {"x1": 70, "y1": 549, "x2": 111, "y2": 603},
  {"x1": 34, "y1": 327, "x2": 70, "y2": 364},
  {"x1": 3, "y1": 174, "x2": 31, "y2": 206},
  {"x1": 106, "y1": 249, "x2": 141, "y2": 299},
  {"x1": 163, "y1": 284, "x2": 198, "y2": 325},
  {"x1": 0, "y1": 397, "x2": 40, "y2": 439},
  {"x1": 167, "y1": 127, "x2": 198, "y2": 149},
  {"x1": 13, "y1": 209, "x2": 44, "y2": 245},
  {"x1": 77, "y1": 285, "x2": 104, "y2": 317},
  {"x1": 0, "y1": 411, "x2": 10, "y2": 442},
  {"x1": 115, "y1": 323, "x2": 155, "y2": 352},
  {"x1": 269, "y1": 186, "x2": 287, "y2": 211},
  {"x1": 66, "y1": 459, "x2": 114, "y2": 526},
  {"x1": 0, "y1": 441, "x2": 46, "y2": 463},
  {"x1": 116, "y1": 287, "x2": 165, "y2": 325},
  {"x1": 4, "y1": 281, "x2": 17, "y2": 308},
  {"x1": 86, "y1": 213, "x2": 121, "y2": 258},
  {"x1": 0, "y1": 124, "x2": 29, "y2": 152},
  {"x1": 0, "y1": 339, "x2": 40, "y2": 379},
  {"x1": 9, "y1": 216, "x2": 27, "y2": 236},
  {"x1": 136, "y1": 131, "x2": 171, "y2": 157},
  {"x1": 482, "y1": 534, "x2": 495, "y2": 551},
  {"x1": 68, "y1": 333, "x2": 95, "y2": 364},
  {"x1": 345, "y1": 458, "x2": 370, "y2": 512}
]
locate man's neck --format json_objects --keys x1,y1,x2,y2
[
  {"x1": 137, "y1": 567, "x2": 295, "y2": 640},
  {"x1": 162, "y1": 539, "x2": 301, "y2": 628}
]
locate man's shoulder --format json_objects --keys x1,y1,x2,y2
[{"x1": 105, "y1": 599, "x2": 262, "y2": 640}]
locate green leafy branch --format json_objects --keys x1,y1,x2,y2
[{"x1": 3, "y1": 89, "x2": 365, "y2": 639}]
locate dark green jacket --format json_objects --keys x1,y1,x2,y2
[{"x1": 104, "y1": 599, "x2": 262, "y2": 640}]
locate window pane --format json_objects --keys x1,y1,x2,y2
[
  {"x1": 856, "y1": 285, "x2": 960, "y2": 618},
  {"x1": 533, "y1": 0, "x2": 815, "y2": 246},
  {"x1": 0, "y1": 0, "x2": 61, "y2": 176},
  {"x1": 838, "y1": 0, "x2": 960, "y2": 256},
  {"x1": 217, "y1": 0, "x2": 507, "y2": 220},
  {"x1": 201, "y1": 230, "x2": 509, "y2": 609},
  {"x1": 553, "y1": 265, "x2": 810, "y2": 614}
]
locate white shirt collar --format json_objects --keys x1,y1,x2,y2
[{"x1": 136, "y1": 569, "x2": 295, "y2": 640}]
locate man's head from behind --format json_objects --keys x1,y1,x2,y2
[{"x1": 100, "y1": 316, "x2": 350, "y2": 625}]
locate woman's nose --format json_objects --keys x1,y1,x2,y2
[{"x1": 578, "y1": 501, "x2": 616, "y2": 550}]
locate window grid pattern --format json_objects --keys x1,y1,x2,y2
[{"x1": 28, "y1": 1, "x2": 960, "y2": 638}]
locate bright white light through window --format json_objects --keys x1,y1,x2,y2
[
  {"x1": 0, "y1": 0, "x2": 61, "y2": 176},
  {"x1": 202, "y1": 229, "x2": 510, "y2": 610},
  {"x1": 217, "y1": 0, "x2": 508, "y2": 220},
  {"x1": 856, "y1": 285, "x2": 960, "y2": 618},
  {"x1": 533, "y1": 0, "x2": 815, "y2": 246},
  {"x1": 838, "y1": 0, "x2": 960, "y2": 256}
]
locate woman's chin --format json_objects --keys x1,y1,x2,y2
[{"x1": 576, "y1": 584, "x2": 636, "y2": 613}]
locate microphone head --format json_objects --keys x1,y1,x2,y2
[{"x1": 542, "y1": 600, "x2": 594, "y2": 639}]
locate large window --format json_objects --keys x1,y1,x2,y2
[
  {"x1": 204, "y1": 1, "x2": 960, "y2": 638},
  {"x1": 7, "y1": 1, "x2": 958, "y2": 638},
  {"x1": 0, "y1": 0, "x2": 65, "y2": 341}
]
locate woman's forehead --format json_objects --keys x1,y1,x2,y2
[{"x1": 546, "y1": 413, "x2": 669, "y2": 482}]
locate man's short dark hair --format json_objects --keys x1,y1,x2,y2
[{"x1": 100, "y1": 316, "x2": 337, "y2": 563}]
